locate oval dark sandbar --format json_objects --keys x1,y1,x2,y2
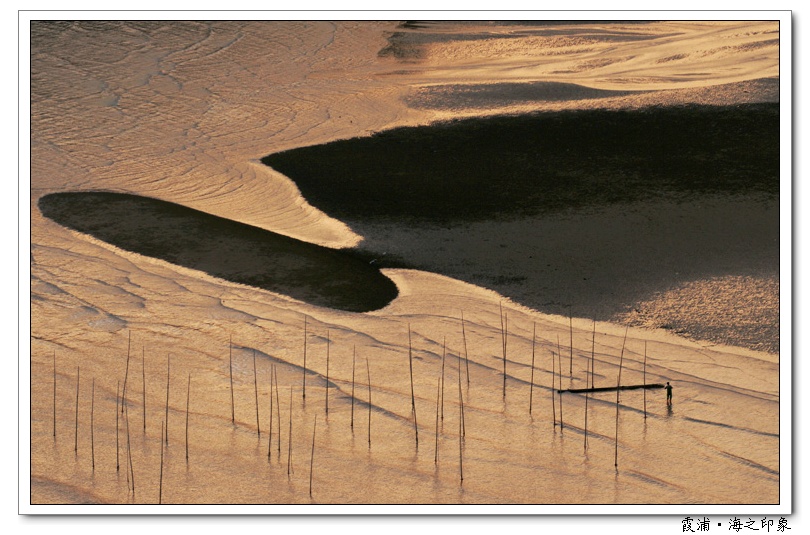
[{"x1": 38, "y1": 191, "x2": 399, "y2": 313}]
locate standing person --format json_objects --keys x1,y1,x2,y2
[{"x1": 665, "y1": 381, "x2": 673, "y2": 405}]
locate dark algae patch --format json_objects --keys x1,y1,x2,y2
[
  {"x1": 262, "y1": 104, "x2": 778, "y2": 225},
  {"x1": 38, "y1": 192, "x2": 398, "y2": 313}
]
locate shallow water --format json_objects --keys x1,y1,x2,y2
[{"x1": 27, "y1": 19, "x2": 783, "y2": 511}]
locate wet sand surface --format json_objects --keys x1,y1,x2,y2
[{"x1": 28, "y1": 20, "x2": 784, "y2": 508}]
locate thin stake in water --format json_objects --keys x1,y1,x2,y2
[
  {"x1": 325, "y1": 331, "x2": 330, "y2": 415},
  {"x1": 569, "y1": 310, "x2": 574, "y2": 376},
  {"x1": 164, "y1": 354, "x2": 170, "y2": 445},
  {"x1": 90, "y1": 377, "x2": 95, "y2": 470},
  {"x1": 302, "y1": 315, "x2": 308, "y2": 400},
  {"x1": 557, "y1": 350, "x2": 564, "y2": 431},
  {"x1": 287, "y1": 386, "x2": 293, "y2": 475},
  {"x1": 366, "y1": 358, "x2": 372, "y2": 448},
  {"x1": 440, "y1": 338, "x2": 446, "y2": 420},
  {"x1": 556, "y1": 335, "x2": 563, "y2": 386},
  {"x1": 500, "y1": 303, "x2": 508, "y2": 397},
  {"x1": 185, "y1": 373, "x2": 191, "y2": 463},
  {"x1": 309, "y1": 416, "x2": 317, "y2": 497},
  {"x1": 125, "y1": 401, "x2": 135, "y2": 496},
  {"x1": 591, "y1": 320, "x2": 596, "y2": 389},
  {"x1": 584, "y1": 336, "x2": 590, "y2": 450},
  {"x1": 142, "y1": 346, "x2": 147, "y2": 432},
  {"x1": 434, "y1": 376, "x2": 441, "y2": 464},
  {"x1": 551, "y1": 351, "x2": 556, "y2": 428},
  {"x1": 275, "y1": 366, "x2": 281, "y2": 456},
  {"x1": 124, "y1": 405, "x2": 130, "y2": 488},
  {"x1": 457, "y1": 350, "x2": 465, "y2": 438},
  {"x1": 351, "y1": 346, "x2": 356, "y2": 429},
  {"x1": 116, "y1": 380, "x2": 120, "y2": 471},
  {"x1": 74, "y1": 366, "x2": 79, "y2": 453},
  {"x1": 529, "y1": 322, "x2": 536, "y2": 414},
  {"x1": 122, "y1": 330, "x2": 131, "y2": 411},
  {"x1": 584, "y1": 386, "x2": 589, "y2": 451},
  {"x1": 159, "y1": 420, "x2": 164, "y2": 504},
  {"x1": 458, "y1": 362, "x2": 464, "y2": 483},
  {"x1": 643, "y1": 341, "x2": 648, "y2": 419},
  {"x1": 268, "y1": 365, "x2": 276, "y2": 458},
  {"x1": 253, "y1": 349, "x2": 260, "y2": 436},
  {"x1": 408, "y1": 325, "x2": 418, "y2": 446},
  {"x1": 229, "y1": 336, "x2": 234, "y2": 424},
  {"x1": 614, "y1": 327, "x2": 629, "y2": 468},
  {"x1": 52, "y1": 351, "x2": 56, "y2": 438},
  {"x1": 504, "y1": 310, "x2": 508, "y2": 392},
  {"x1": 461, "y1": 311, "x2": 470, "y2": 386}
]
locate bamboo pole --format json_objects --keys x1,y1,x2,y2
[
  {"x1": 441, "y1": 338, "x2": 446, "y2": 420},
  {"x1": 90, "y1": 378, "x2": 95, "y2": 470},
  {"x1": 559, "y1": 383, "x2": 664, "y2": 394},
  {"x1": 529, "y1": 322, "x2": 536, "y2": 415},
  {"x1": 366, "y1": 358, "x2": 372, "y2": 449},
  {"x1": 229, "y1": 336, "x2": 234, "y2": 424},
  {"x1": 643, "y1": 341, "x2": 648, "y2": 419},
  {"x1": 302, "y1": 315, "x2": 308, "y2": 400},
  {"x1": 142, "y1": 346, "x2": 147, "y2": 433},
  {"x1": 275, "y1": 367, "x2": 281, "y2": 456},
  {"x1": 159, "y1": 420, "x2": 164, "y2": 504},
  {"x1": 253, "y1": 349, "x2": 260, "y2": 436},
  {"x1": 458, "y1": 367, "x2": 464, "y2": 483},
  {"x1": 500, "y1": 303, "x2": 507, "y2": 398},
  {"x1": 614, "y1": 327, "x2": 629, "y2": 468},
  {"x1": 52, "y1": 351, "x2": 56, "y2": 438},
  {"x1": 325, "y1": 331, "x2": 330, "y2": 415},
  {"x1": 461, "y1": 311, "x2": 470, "y2": 386},
  {"x1": 185, "y1": 373, "x2": 191, "y2": 463},
  {"x1": 582, "y1": 332, "x2": 593, "y2": 451},
  {"x1": 408, "y1": 325, "x2": 418, "y2": 447},
  {"x1": 591, "y1": 320, "x2": 596, "y2": 389},
  {"x1": 434, "y1": 376, "x2": 441, "y2": 464},
  {"x1": 569, "y1": 311, "x2": 574, "y2": 376},
  {"x1": 125, "y1": 404, "x2": 130, "y2": 488},
  {"x1": 122, "y1": 330, "x2": 131, "y2": 411},
  {"x1": 586, "y1": 321, "x2": 593, "y2": 450},
  {"x1": 557, "y1": 350, "x2": 564, "y2": 431},
  {"x1": 551, "y1": 351, "x2": 556, "y2": 428},
  {"x1": 504, "y1": 310, "x2": 508, "y2": 395},
  {"x1": 164, "y1": 354, "x2": 170, "y2": 445},
  {"x1": 125, "y1": 401, "x2": 134, "y2": 496},
  {"x1": 116, "y1": 380, "x2": 120, "y2": 471},
  {"x1": 309, "y1": 416, "x2": 317, "y2": 497},
  {"x1": 584, "y1": 385, "x2": 589, "y2": 452},
  {"x1": 457, "y1": 350, "x2": 465, "y2": 438},
  {"x1": 351, "y1": 346, "x2": 356, "y2": 429},
  {"x1": 74, "y1": 366, "x2": 79, "y2": 453},
  {"x1": 288, "y1": 386, "x2": 293, "y2": 475},
  {"x1": 268, "y1": 364, "x2": 274, "y2": 459}
]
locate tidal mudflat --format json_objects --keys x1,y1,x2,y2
[
  {"x1": 265, "y1": 105, "x2": 779, "y2": 352},
  {"x1": 27, "y1": 19, "x2": 785, "y2": 511}
]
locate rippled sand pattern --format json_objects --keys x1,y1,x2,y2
[{"x1": 27, "y1": 20, "x2": 783, "y2": 509}]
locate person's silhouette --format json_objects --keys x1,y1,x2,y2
[{"x1": 665, "y1": 381, "x2": 673, "y2": 405}]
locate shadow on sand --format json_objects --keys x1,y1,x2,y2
[
  {"x1": 38, "y1": 192, "x2": 399, "y2": 313},
  {"x1": 262, "y1": 104, "x2": 778, "y2": 224},
  {"x1": 260, "y1": 104, "x2": 779, "y2": 350}
]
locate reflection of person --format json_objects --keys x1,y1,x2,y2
[{"x1": 665, "y1": 382, "x2": 673, "y2": 405}]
